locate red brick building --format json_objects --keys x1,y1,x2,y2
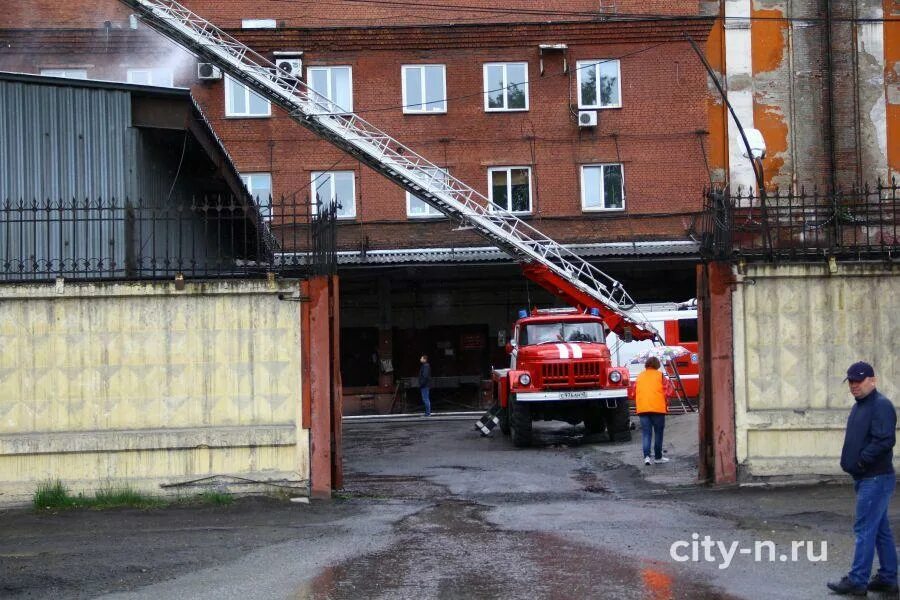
[{"x1": 1, "y1": 1, "x2": 714, "y2": 412}]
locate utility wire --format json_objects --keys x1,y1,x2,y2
[{"x1": 270, "y1": 0, "x2": 900, "y2": 24}]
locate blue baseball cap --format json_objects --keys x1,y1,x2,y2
[{"x1": 844, "y1": 361, "x2": 875, "y2": 382}]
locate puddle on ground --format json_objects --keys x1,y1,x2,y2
[{"x1": 294, "y1": 501, "x2": 740, "y2": 600}]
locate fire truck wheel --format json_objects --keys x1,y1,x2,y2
[
  {"x1": 499, "y1": 406, "x2": 510, "y2": 435},
  {"x1": 509, "y1": 397, "x2": 533, "y2": 447},
  {"x1": 607, "y1": 401, "x2": 632, "y2": 442},
  {"x1": 583, "y1": 406, "x2": 606, "y2": 435}
]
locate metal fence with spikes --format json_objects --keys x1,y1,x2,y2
[
  {"x1": 697, "y1": 178, "x2": 900, "y2": 261},
  {"x1": 0, "y1": 194, "x2": 335, "y2": 282}
]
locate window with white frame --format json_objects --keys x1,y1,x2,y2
[
  {"x1": 240, "y1": 172, "x2": 273, "y2": 219},
  {"x1": 312, "y1": 171, "x2": 355, "y2": 219},
  {"x1": 407, "y1": 167, "x2": 449, "y2": 218},
  {"x1": 307, "y1": 66, "x2": 353, "y2": 113},
  {"x1": 241, "y1": 18, "x2": 276, "y2": 29},
  {"x1": 576, "y1": 59, "x2": 621, "y2": 109},
  {"x1": 40, "y1": 69, "x2": 87, "y2": 79},
  {"x1": 225, "y1": 75, "x2": 271, "y2": 117},
  {"x1": 581, "y1": 164, "x2": 624, "y2": 211},
  {"x1": 488, "y1": 167, "x2": 532, "y2": 214},
  {"x1": 483, "y1": 62, "x2": 528, "y2": 111},
  {"x1": 127, "y1": 67, "x2": 174, "y2": 87},
  {"x1": 401, "y1": 65, "x2": 446, "y2": 114}
]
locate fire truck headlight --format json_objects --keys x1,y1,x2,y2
[
  {"x1": 518, "y1": 373, "x2": 531, "y2": 386},
  {"x1": 608, "y1": 370, "x2": 622, "y2": 383}
]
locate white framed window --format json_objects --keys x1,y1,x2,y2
[
  {"x1": 307, "y1": 66, "x2": 353, "y2": 113},
  {"x1": 581, "y1": 164, "x2": 625, "y2": 211},
  {"x1": 401, "y1": 65, "x2": 446, "y2": 114},
  {"x1": 312, "y1": 171, "x2": 355, "y2": 219},
  {"x1": 488, "y1": 167, "x2": 532, "y2": 214},
  {"x1": 127, "y1": 68, "x2": 174, "y2": 87},
  {"x1": 241, "y1": 19, "x2": 276, "y2": 29},
  {"x1": 407, "y1": 167, "x2": 449, "y2": 218},
  {"x1": 240, "y1": 172, "x2": 273, "y2": 219},
  {"x1": 225, "y1": 75, "x2": 271, "y2": 117},
  {"x1": 40, "y1": 69, "x2": 87, "y2": 79},
  {"x1": 576, "y1": 59, "x2": 621, "y2": 109},
  {"x1": 483, "y1": 62, "x2": 528, "y2": 111}
]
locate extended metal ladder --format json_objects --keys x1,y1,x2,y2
[{"x1": 118, "y1": 0, "x2": 656, "y2": 339}]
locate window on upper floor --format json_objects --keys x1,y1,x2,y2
[
  {"x1": 307, "y1": 66, "x2": 353, "y2": 113},
  {"x1": 40, "y1": 69, "x2": 87, "y2": 79},
  {"x1": 407, "y1": 167, "x2": 449, "y2": 218},
  {"x1": 240, "y1": 172, "x2": 273, "y2": 219},
  {"x1": 581, "y1": 164, "x2": 624, "y2": 211},
  {"x1": 241, "y1": 19, "x2": 276, "y2": 29},
  {"x1": 225, "y1": 75, "x2": 271, "y2": 117},
  {"x1": 483, "y1": 62, "x2": 528, "y2": 112},
  {"x1": 576, "y1": 59, "x2": 621, "y2": 109},
  {"x1": 127, "y1": 68, "x2": 174, "y2": 87},
  {"x1": 488, "y1": 167, "x2": 532, "y2": 214},
  {"x1": 401, "y1": 65, "x2": 447, "y2": 114},
  {"x1": 312, "y1": 170, "x2": 355, "y2": 219}
]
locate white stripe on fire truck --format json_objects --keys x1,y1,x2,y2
[
  {"x1": 555, "y1": 344, "x2": 569, "y2": 359},
  {"x1": 568, "y1": 344, "x2": 583, "y2": 358}
]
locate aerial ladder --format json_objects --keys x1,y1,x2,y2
[{"x1": 117, "y1": 0, "x2": 672, "y2": 350}]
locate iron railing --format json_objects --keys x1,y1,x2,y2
[
  {"x1": 0, "y1": 195, "x2": 337, "y2": 282},
  {"x1": 698, "y1": 178, "x2": 900, "y2": 261}
]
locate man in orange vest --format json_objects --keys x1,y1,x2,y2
[{"x1": 635, "y1": 356, "x2": 670, "y2": 465}]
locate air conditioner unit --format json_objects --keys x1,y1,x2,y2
[
  {"x1": 197, "y1": 63, "x2": 222, "y2": 80},
  {"x1": 578, "y1": 110, "x2": 598, "y2": 128},
  {"x1": 275, "y1": 57, "x2": 302, "y2": 78}
]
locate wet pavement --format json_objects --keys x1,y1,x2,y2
[{"x1": 1, "y1": 413, "x2": 898, "y2": 599}]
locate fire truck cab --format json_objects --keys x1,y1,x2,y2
[{"x1": 492, "y1": 307, "x2": 632, "y2": 447}]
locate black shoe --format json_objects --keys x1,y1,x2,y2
[
  {"x1": 868, "y1": 576, "x2": 899, "y2": 594},
  {"x1": 827, "y1": 577, "x2": 868, "y2": 596}
]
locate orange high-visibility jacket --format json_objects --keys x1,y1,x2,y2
[{"x1": 635, "y1": 368, "x2": 667, "y2": 414}]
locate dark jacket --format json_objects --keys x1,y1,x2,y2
[
  {"x1": 418, "y1": 362, "x2": 431, "y2": 389},
  {"x1": 840, "y1": 389, "x2": 896, "y2": 480}
]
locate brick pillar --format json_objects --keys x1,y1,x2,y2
[{"x1": 697, "y1": 261, "x2": 737, "y2": 484}]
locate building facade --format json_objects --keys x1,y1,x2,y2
[{"x1": 1, "y1": 1, "x2": 717, "y2": 412}]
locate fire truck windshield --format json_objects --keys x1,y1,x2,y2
[{"x1": 520, "y1": 322, "x2": 604, "y2": 346}]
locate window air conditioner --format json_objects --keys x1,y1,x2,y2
[
  {"x1": 197, "y1": 63, "x2": 222, "y2": 80},
  {"x1": 578, "y1": 110, "x2": 598, "y2": 127},
  {"x1": 275, "y1": 57, "x2": 302, "y2": 78}
]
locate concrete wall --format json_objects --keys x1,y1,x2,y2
[
  {"x1": 732, "y1": 263, "x2": 899, "y2": 479},
  {"x1": 0, "y1": 279, "x2": 307, "y2": 505}
]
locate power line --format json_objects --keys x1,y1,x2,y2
[{"x1": 269, "y1": 0, "x2": 900, "y2": 24}]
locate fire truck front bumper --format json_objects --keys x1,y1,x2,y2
[{"x1": 515, "y1": 389, "x2": 628, "y2": 402}]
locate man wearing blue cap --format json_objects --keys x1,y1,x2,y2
[{"x1": 828, "y1": 361, "x2": 898, "y2": 596}]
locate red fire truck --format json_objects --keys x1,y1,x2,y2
[{"x1": 492, "y1": 307, "x2": 632, "y2": 447}]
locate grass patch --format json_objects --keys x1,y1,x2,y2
[
  {"x1": 92, "y1": 486, "x2": 167, "y2": 509},
  {"x1": 192, "y1": 491, "x2": 234, "y2": 506},
  {"x1": 33, "y1": 480, "x2": 79, "y2": 510},
  {"x1": 33, "y1": 480, "x2": 233, "y2": 511}
]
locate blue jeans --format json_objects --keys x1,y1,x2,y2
[
  {"x1": 421, "y1": 387, "x2": 431, "y2": 416},
  {"x1": 849, "y1": 473, "x2": 898, "y2": 587},
  {"x1": 639, "y1": 414, "x2": 665, "y2": 460}
]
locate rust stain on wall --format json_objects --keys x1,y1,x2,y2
[
  {"x1": 705, "y1": 15, "x2": 728, "y2": 180},
  {"x1": 885, "y1": 0, "x2": 900, "y2": 177},
  {"x1": 753, "y1": 104, "x2": 789, "y2": 186},
  {"x1": 750, "y1": 7, "x2": 786, "y2": 74}
]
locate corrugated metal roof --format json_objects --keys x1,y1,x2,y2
[{"x1": 278, "y1": 241, "x2": 699, "y2": 267}]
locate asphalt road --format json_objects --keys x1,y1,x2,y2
[{"x1": 1, "y1": 414, "x2": 897, "y2": 599}]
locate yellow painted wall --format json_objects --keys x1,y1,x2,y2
[
  {"x1": 732, "y1": 263, "x2": 899, "y2": 479},
  {"x1": 0, "y1": 279, "x2": 307, "y2": 504}
]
